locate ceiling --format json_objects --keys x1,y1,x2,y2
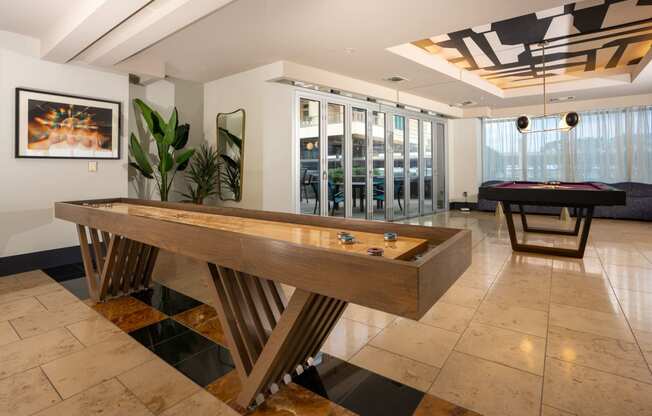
[
  {"x1": 1, "y1": 0, "x2": 650, "y2": 111},
  {"x1": 0, "y1": 0, "x2": 90, "y2": 39},
  {"x1": 410, "y1": 0, "x2": 652, "y2": 89}
]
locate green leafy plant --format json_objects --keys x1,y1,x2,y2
[
  {"x1": 217, "y1": 127, "x2": 242, "y2": 201},
  {"x1": 180, "y1": 143, "x2": 220, "y2": 204},
  {"x1": 130, "y1": 99, "x2": 195, "y2": 201}
]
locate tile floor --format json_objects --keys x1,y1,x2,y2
[{"x1": 1, "y1": 210, "x2": 652, "y2": 416}]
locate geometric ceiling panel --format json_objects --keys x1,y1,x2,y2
[{"x1": 412, "y1": 0, "x2": 652, "y2": 89}]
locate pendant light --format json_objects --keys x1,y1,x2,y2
[{"x1": 516, "y1": 41, "x2": 580, "y2": 134}]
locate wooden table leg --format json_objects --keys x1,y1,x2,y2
[
  {"x1": 206, "y1": 263, "x2": 347, "y2": 409},
  {"x1": 76, "y1": 225, "x2": 99, "y2": 301},
  {"x1": 75, "y1": 226, "x2": 159, "y2": 302},
  {"x1": 517, "y1": 204, "x2": 584, "y2": 237},
  {"x1": 500, "y1": 204, "x2": 595, "y2": 258},
  {"x1": 501, "y1": 202, "x2": 519, "y2": 249}
]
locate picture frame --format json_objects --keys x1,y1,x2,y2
[{"x1": 15, "y1": 88, "x2": 121, "y2": 159}]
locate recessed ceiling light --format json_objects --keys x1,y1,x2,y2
[
  {"x1": 549, "y1": 96, "x2": 575, "y2": 102},
  {"x1": 383, "y1": 75, "x2": 409, "y2": 83},
  {"x1": 451, "y1": 100, "x2": 476, "y2": 107}
]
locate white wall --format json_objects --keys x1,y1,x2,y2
[
  {"x1": 0, "y1": 36, "x2": 129, "y2": 257},
  {"x1": 173, "y1": 77, "x2": 205, "y2": 200},
  {"x1": 448, "y1": 118, "x2": 482, "y2": 203},
  {"x1": 204, "y1": 64, "x2": 294, "y2": 212}
]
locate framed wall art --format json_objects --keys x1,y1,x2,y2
[{"x1": 15, "y1": 88, "x2": 121, "y2": 159}]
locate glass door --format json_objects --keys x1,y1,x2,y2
[
  {"x1": 371, "y1": 111, "x2": 386, "y2": 220},
  {"x1": 423, "y1": 121, "x2": 434, "y2": 214},
  {"x1": 297, "y1": 91, "x2": 446, "y2": 219},
  {"x1": 298, "y1": 98, "x2": 321, "y2": 215},
  {"x1": 435, "y1": 122, "x2": 447, "y2": 210},
  {"x1": 392, "y1": 115, "x2": 406, "y2": 219},
  {"x1": 351, "y1": 107, "x2": 367, "y2": 219},
  {"x1": 327, "y1": 103, "x2": 345, "y2": 217},
  {"x1": 407, "y1": 118, "x2": 420, "y2": 217}
]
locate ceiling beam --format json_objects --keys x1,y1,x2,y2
[
  {"x1": 76, "y1": 0, "x2": 235, "y2": 69},
  {"x1": 41, "y1": 0, "x2": 151, "y2": 63}
]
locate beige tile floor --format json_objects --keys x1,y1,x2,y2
[
  {"x1": 0, "y1": 270, "x2": 238, "y2": 416},
  {"x1": 152, "y1": 210, "x2": 652, "y2": 416},
  {"x1": 2, "y1": 211, "x2": 652, "y2": 416}
]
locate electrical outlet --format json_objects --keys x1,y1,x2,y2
[{"x1": 88, "y1": 161, "x2": 97, "y2": 172}]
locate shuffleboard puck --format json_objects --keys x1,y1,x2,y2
[
  {"x1": 384, "y1": 232, "x2": 398, "y2": 242},
  {"x1": 367, "y1": 247, "x2": 384, "y2": 256},
  {"x1": 339, "y1": 234, "x2": 355, "y2": 244}
]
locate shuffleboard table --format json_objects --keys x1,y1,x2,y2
[
  {"x1": 479, "y1": 181, "x2": 625, "y2": 258},
  {"x1": 55, "y1": 198, "x2": 471, "y2": 408}
]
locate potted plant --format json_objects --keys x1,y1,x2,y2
[
  {"x1": 129, "y1": 99, "x2": 195, "y2": 201},
  {"x1": 180, "y1": 143, "x2": 220, "y2": 204}
]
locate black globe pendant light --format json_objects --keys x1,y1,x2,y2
[{"x1": 516, "y1": 41, "x2": 580, "y2": 134}]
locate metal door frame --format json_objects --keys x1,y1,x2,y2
[{"x1": 294, "y1": 89, "x2": 446, "y2": 219}]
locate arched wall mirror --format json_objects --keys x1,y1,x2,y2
[{"x1": 216, "y1": 109, "x2": 245, "y2": 201}]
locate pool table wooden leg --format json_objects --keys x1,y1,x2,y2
[
  {"x1": 576, "y1": 206, "x2": 594, "y2": 258},
  {"x1": 517, "y1": 205, "x2": 584, "y2": 236},
  {"x1": 501, "y1": 204, "x2": 594, "y2": 258},
  {"x1": 206, "y1": 263, "x2": 347, "y2": 410},
  {"x1": 501, "y1": 203, "x2": 520, "y2": 249}
]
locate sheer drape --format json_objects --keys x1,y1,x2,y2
[
  {"x1": 482, "y1": 106, "x2": 652, "y2": 184},
  {"x1": 482, "y1": 118, "x2": 523, "y2": 181},
  {"x1": 527, "y1": 116, "x2": 568, "y2": 182},
  {"x1": 631, "y1": 106, "x2": 652, "y2": 183},
  {"x1": 570, "y1": 109, "x2": 628, "y2": 182}
]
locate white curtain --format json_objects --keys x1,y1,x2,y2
[
  {"x1": 482, "y1": 106, "x2": 652, "y2": 184},
  {"x1": 527, "y1": 116, "x2": 569, "y2": 182},
  {"x1": 482, "y1": 118, "x2": 523, "y2": 181},
  {"x1": 569, "y1": 109, "x2": 628, "y2": 182},
  {"x1": 631, "y1": 106, "x2": 652, "y2": 183}
]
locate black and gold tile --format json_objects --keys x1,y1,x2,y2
[
  {"x1": 206, "y1": 369, "x2": 242, "y2": 408},
  {"x1": 412, "y1": 394, "x2": 481, "y2": 416},
  {"x1": 130, "y1": 318, "x2": 191, "y2": 349},
  {"x1": 133, "y1": 282, "x2": 202, "y2": 315},
  {"x1": 295, "y1": 353, "x2": 424, "y2": 416},
  {"x1": 247, "y1": 383, "x2": 356, "y2": 416},
  {"x1": 173, "y1": 304, "x2": 228, "y2": 346},
  {"x1": 92, "y1": 296, "x2": 166, "y2": 332},
  {"x1": 44, "y1": 268, "x2": 479, "y2": 416},
  {"x1": 174, "y1": 344, "x2": 235, "y2": 387}
]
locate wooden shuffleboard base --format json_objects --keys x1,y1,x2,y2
[
  {"x1": 207, "y1": 264, "x2": 347, "y2": 409},
  {"x1": 76, "y1": 226, "x2": 346, "y2": 409},
  {"x1": 76, "y1": 225, "x2": 159, "y2": 302},
  {"x1": 61, "y1": 198, "x2": 472, "y2": 409}
]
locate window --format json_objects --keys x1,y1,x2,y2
[{"x1": 482, "y1": 106, "x2": 652, "y2": 184}]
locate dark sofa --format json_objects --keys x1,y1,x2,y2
[{"x1": 476, "y1": 181, "x2": 652, "y2": 221}]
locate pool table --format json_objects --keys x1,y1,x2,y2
[
  {"x1": 55, "y1": 198, "x2": 471, "y2": 408},
  {"x1": 479, "y1": 181, "x2": 626, "y2": 258}
]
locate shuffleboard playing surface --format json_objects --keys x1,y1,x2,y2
[{"x1": 92, "y1": 202, "x2": 427, "y2": 260}]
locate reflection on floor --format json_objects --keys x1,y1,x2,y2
[{"x1": 1, "y1": 210, "x2": 652, "y2": 415}]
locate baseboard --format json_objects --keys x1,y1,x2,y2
[
  {"x1": 0, "y1": 245, "x2": 84, "y2": 277},
  {"x1": 449, "y1": 202, "x2": 478, "y2": 210}
]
